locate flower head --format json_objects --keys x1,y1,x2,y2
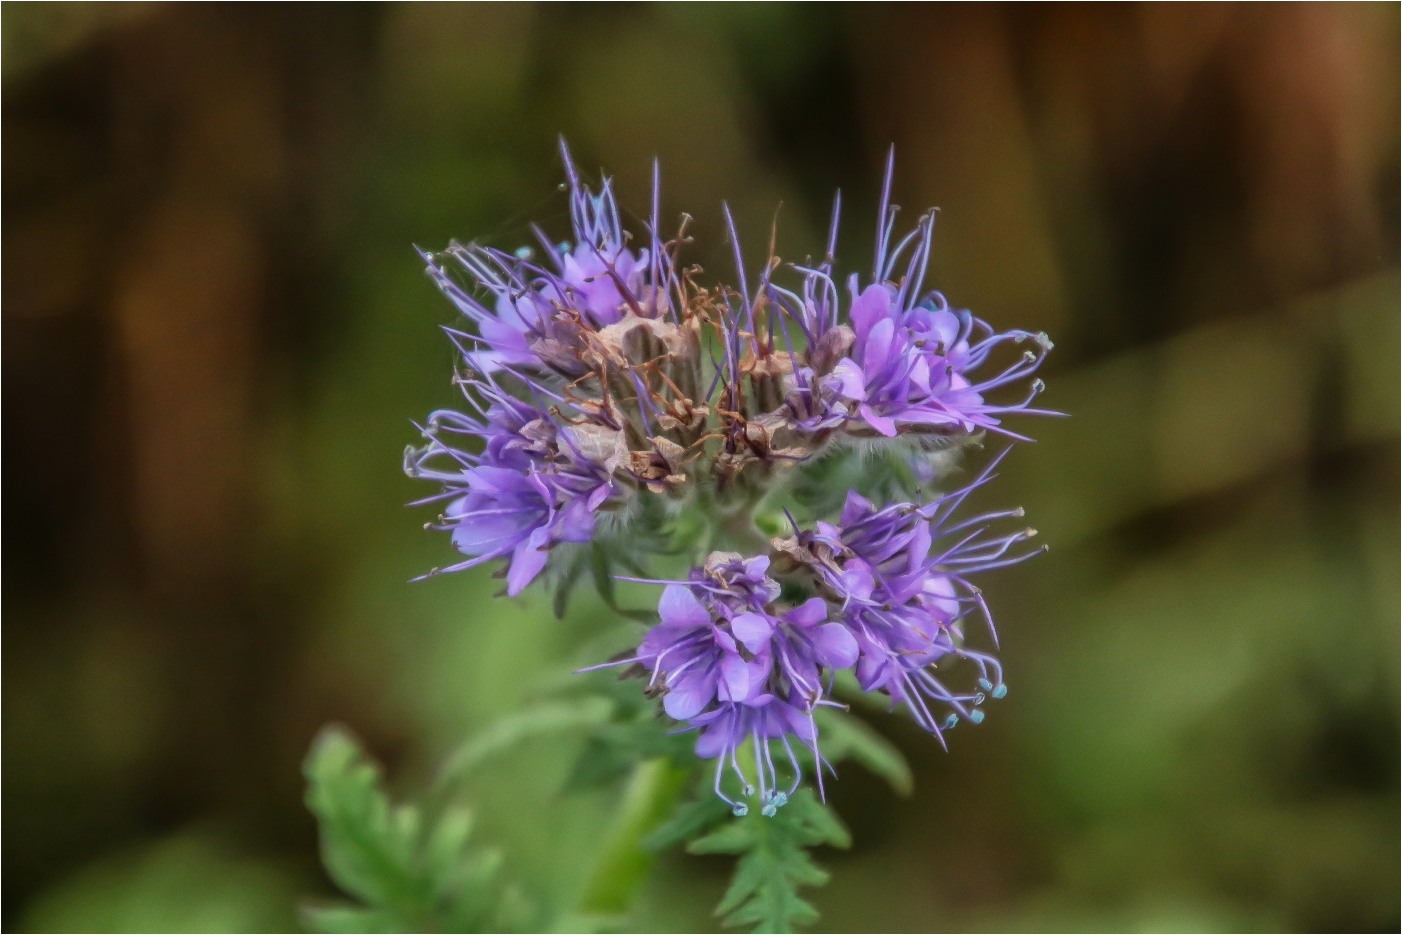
[
  {"x1": 404, "y1": 369, "x2": 620, "y2": 595},
  {"x1": 775, "y1": 452, "x2": 1037, "y2": 741},
  {"x1": 423, "y1": 140, "x2": 670, "y2": 379},
  {"x1": 408, "y1": 144, "x2": 1055, "y2": 815},
  {"x1": 768, "y1": 149, "x2": 1056, "y2": 443}
]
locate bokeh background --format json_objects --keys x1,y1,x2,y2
[{"x1": 4, "y1": 3, "x2": 1398, "y2": 932}]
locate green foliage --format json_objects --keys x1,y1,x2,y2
[
  {"x1": 303, "y1": 727, "x2": 531, "y2": 933},
  {"x1": 812, "y1": 707, "x2": 914, "y2": 796},
  {"x1": 434, "y1": 696, "x2": 616, "y2": 786},
  {"x1": 644, "y1": 788, "x2": 735, "y2": 852},
  {"x1": 639, "y1": 714, "x2": 911, "y2": 932},
  {"x1": 687, "y1": 789, "x2": 851, "y2": 933},
  {"x1": 561, "y1": 679, "x2": 700, "y2": 791},
  {"x1": 577, "y1": 758, "x2": 691, "y2": 916}
]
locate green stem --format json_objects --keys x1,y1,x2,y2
[{"x1": 576, "y1": 757, "x2": 689, "y2": 916}]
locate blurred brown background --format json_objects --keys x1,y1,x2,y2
[{"x1": 4, "y1": 3, "x2": 1398, "y2": 931}]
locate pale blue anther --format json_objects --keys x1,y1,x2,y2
[
  {"x1": 977, "y1": 678, "x2": 993, "y2": 691},
  {"x1": 761, "y1": 803, "x2": 778, "y2": 817},
  {"x1": 557, "y1": 241, "x2": 571, "y2": 254},
  {"x1": 732, "y1": 804, "x2": 748, "y2": 817},
  {"x1": 974, "y1": 692, "x2": 986, "y2": 704},
  {"x1": 771, "y1": 792, "x2": 788, "y2": 808},
  {"x1": 991, "y1": 684, "x2": 1008, "y2": 699},
  {"x1": 514, "y1": 246, "x2": 534, "y2": 260},
  {"x1": 968, "y1": 709, "x2": 986, "y2": 724},
  {"x1": 943, "y1": 713, "x2": 958, "y2": 729}
]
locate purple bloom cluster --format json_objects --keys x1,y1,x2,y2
[
  {"x1": 404, "y1": 372, "x2": 620, "y2": 595},
  {"x1": 608, "y1": 456, "x2": 1037, "y2": 813},
  {"x1": 406, "y1": 142, "x2": 1055, "y2": 809},
  {"x1": 408, "y1": 144, "x2": 1052, "y2": 595},
  {"x1": 767, "y1": 152, "x2": 1055, "y2": 445},
  {"x1": 422, "y1": 150, "x2": 667, "y2": 379}
]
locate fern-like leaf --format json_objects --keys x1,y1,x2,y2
[
  {"x1": 303, "y1": 726, "x2": 531, "y2": 933},
  {"x1": 687, "y1": 789, "x2": 850, "y2": 933}
]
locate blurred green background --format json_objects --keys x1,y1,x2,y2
[{"x1": 4, "y1": 3, "x2": 1398, "y2": 932}]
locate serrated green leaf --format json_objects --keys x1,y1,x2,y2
[
  {"x1": 304, "y1": 727, "x2": 420, "y2": 914},
  {"x1": 687, "y1": 820, "x2": 758, "y2": 855},
  {"x1": 423, "y1": 807, "x2": 473, "y2": 900},
  {"x1": 691, "y1": 788, "x2": 849, "y2": 933},
  {"x1": 714, "y1": 850, "x2": 766, "y2": 915},
  {"x1": 781, "y1": 790, "x2": 851, "y2": 850},
  {"x1": 303, "y1": 726, "x2": 536, "y2": 933},
  {"x1": 814, "y1": 707, "x2": 913, "y2": 796}
]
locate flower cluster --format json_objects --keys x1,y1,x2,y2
[
  {"x1": 599, "y1": 456, "x2": 1037, "y2": 814},
  {"x1": 407, "y1": 141, "x2": 1052, "y2": 810}
]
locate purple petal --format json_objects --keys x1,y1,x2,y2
[
  {"x1": 718, "y1": 653, "x2": 750, "y2": 702},
  {"x1": 862, "y1": 317, "x2": 896, "y2": 374},
  {"x1": 730, "y1": 612, "x2": 774, "y2": 654},
  {"x1": 712, "y1": 626, "x2": 738, "y2": 654},
  {"x1": 784, "y1": 597, "x2": 828, "y2": 629},
  {"x1": 841, "y1": 561, "x2": 875, "y2": 599},
  {"x1": 451, "y1": 513, "x2": 531, "y2": 555},
  {"x1": 505, "y1": 527, "x2": 551, "y2": 595},
  {"x1": 832, "y1": 358, "x2": 867, "y2": 400},
  {"x1": 780, "y1": 703, "x2": 818, "y2": 743},
  {"x1": 465, "y1": 465, "x2": 531, "y2": 495},
  {"x1": 695, "y1": 717, "x2": 736, "y2": 757},
  {"x1": 906, "y1": 520, "x2": 931, "y2": 573},
  {"x1": 552, "y1": 497, "x2": 596, "y2": 542},
  {"x1": 839, "y1": 491, "x2": 874, "y2": 525},
  {"x1": 859, "y1": 403, "x2": 898, "y2": 437},
  {"x1": 586, "y1": 482, "x2": 614, "y2": 510},
  {"x1": 742, "y1": 555, "x2": 771, "y2": 579},
  {"x1": 813, "y1": 623, "x2": 859, "y2": 669},
  {"x1": 664, "y1": 670, "x2": 715, "y2": 720},
  {"x1": 658, "y1": 585, "x2": 710, "y2": 630},
  {"x1": 480, "y1": 316, "x2": 531, "y2": 351},
  {"x1": 849, "y1": 283, "x2": 891, "y2": 342},
  {"x1": 907, "y1": 355, "x2": 931, "y2": 395}
]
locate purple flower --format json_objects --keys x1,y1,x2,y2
[
  {"x1": 600, "y1": 551, "x2": 859, "y2": 813},
  {"x1": 765, "y1": 150, "x2": 1055, "y2": 441},
  {"x1": 691, "y1": 699, "x2": 819, "y2": 816},
  {"x1": 779, "y1": 456, "x2": 1037, "y2": 740},
  {"x1": 422, "y1": 140, "x2": 668, "y2": 378},
  {"x1": 441, "y1": 466, "x2": 599, "y2": 595},
  {"x1": 628, "y1": 552, "x2": 782, "y2": 721},
  {"x1": 830, "y1": 280, "x2": 1052, "y2": 439},
  {"x1": 404, "y1": 371, "x2": 619, "y2": 595}
]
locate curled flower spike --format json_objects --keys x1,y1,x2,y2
[
  {"x1": 772, "y1": 451, "x2": 1038, "y2": 744},
  {"x1": 407, "y1": 142, "x2": 1055, "y2": 814},
  {"x1": 409, "y1": 143, "x2": 1053, "y2": 594},
  {"x1": 421, "y1": 139, "x2": 674, "y2": 380},
  {"x1": 404, "y1": 366, "x2": 620, "y2": 594},
  {"x1": 768, "y1": 148, "x2": 1058, "y2": 444}
]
